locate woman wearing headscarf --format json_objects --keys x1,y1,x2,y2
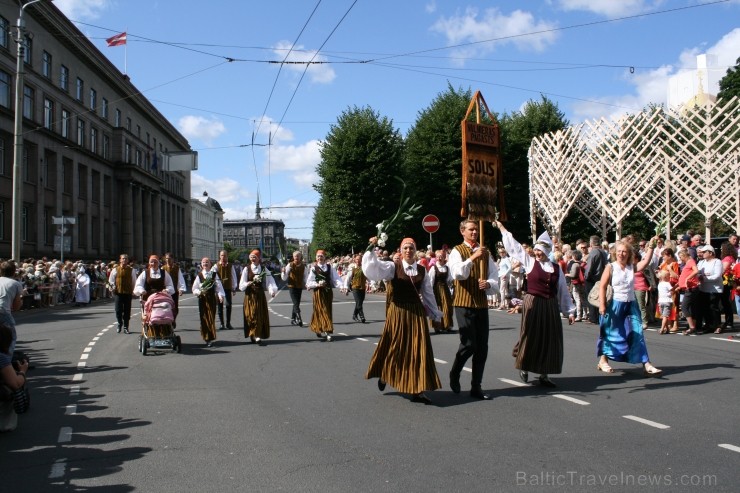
[
  {"x1": 192, "y1": 257, "x2": 225, "y2": 347},
  {"x1": 74, "y1": 264, "x2": 91, "y2": 306},
  {"x1": 363, "y1": 237, "x2": 442, "y2": 404},
  {"x1": 427, "y1": 249, "x2": 454, "y2": 333},
  {"x1": 239, "y1": 250, "x2": 278, "y2": 345},
  {"x1": 305, "y1": 250, "x2": 344, "y2": 341},
  {"x1": 495, "y1": 221, "x2": 575, "y2": 388}
]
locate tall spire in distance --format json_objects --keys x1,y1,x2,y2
[{"x1": 255, "y1": 192, "x2": 262, "y2": 220}]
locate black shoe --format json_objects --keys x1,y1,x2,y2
[
  {"x1": 206, "y1": 341, "x2": 213, "y2": 348},
  {"x1": 226, "y1": 324, "x2": 234, "y2": 330},
  {"x1": 298, "y1": 320, "x2": 303, "y2": 327},
  {"x1": 538, "y1": 375, "x2": 556, "y2": 388},
  {"x1": 123, "y1": 328, "x2": 130, "y2": 334},
  {"x1": 377, "y1": 379, "x2": 386, "y2": 392},
  {"x1": 360, "y1": 316, "x2": 366, "y2": 323},
  {"x1": 219, "y1": 325, "x2": 226, "y2": 331},
  {"x1": 352, "y1": 315, "x2": 358, "y2": 322},
  {"x1": 449, "y1": 371, "x2": 460, "y2": 394},
  {"x1": 117, "y1": 325, "x2": 122, "y2": 333},
  {"x1": 470, "y1": 388, "x2": 491, "y2": 400},
  {"x1": 290, "y1": 319, "x2": 296, "y2": 325},
  {"x1": 519, "y1": 370, "x2": 529, "y2": 383},
  {"x1": 411, "y1": 393, "x2": 433, "y2": 405}
]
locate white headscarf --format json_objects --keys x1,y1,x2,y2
[{"x1": 533, "y1": 231, "x2": 553, "y2": 256}]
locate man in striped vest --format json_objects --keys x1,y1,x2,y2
[
  {"x1": 447, "y1": 220, "x2": 499, "y2": 400},
  {"x1": 344, "y1": 254, "x2": 368, "y2": 323},
  {"x1": 215, "y1": 250, "x2": 237, "y2": 330},
  {"x1": 108, "y1": 254, "x2": 137, "y2": 334},
  {"x1": 281, "y1": 251, "x2": 307, "y2": 326}
]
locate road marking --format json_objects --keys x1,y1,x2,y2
[
  {"x1": 70, "y1": 386, "x2": 80, "y2": 396},
  {"x1": 65, "y1": 404, "x2": 77, "y2": 415},
  {"x1": 338, "y1": 333, "x2": 348, "y2": 336},
  {"x1": 710, "y1": 337, "x2": 740, "y2": 343},
  {"x1": 434, "y1": 358, "x2": 448, "y2": 364},
  {"x1": 77, "y1": 361, "x2": 86, "y2": 368},
  {"x1": 552, "y1": 394, "x2": 590, "y2": 406},
  {"x1": 48, "y1": 459, "x2": 66, "y2": 479},
  {"x1": 83, "y1": 346, "x2": 92, "y2": 352},
  {"x1": 462, "y1": 367, "x2": 472, "y2": 373},
  {"x1": 72, "y1": 373, "x2": 84, "y2": 381},
  {"x1": 718, "y1": 443, "x2": 740, "y2": 453},
  {"x1": 623, "y1": 415, "x2": 670, "y2": 429},
  {"x1": 79, "y1": 353, "x2": 89, "y2": 360},
  {"x1": 92, "y1": 336, "x2": 100, "y2": 341},
  {"x1": 58, "y1": 427, "x2": 73, "y2": 443},
  {"x1": 499, "y1": 378, "x2": 529, "y2": 387},
  {"x1": 357, "y1": 337, "x2": 369, "y2": 341}
]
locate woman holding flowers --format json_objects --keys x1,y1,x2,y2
[
  {"x1": 306, "y1": 250, "x2": 344, "y2": 341},
  {"x1": 363, "y1": 237, "x2": 442, "y2": 404},
  {"x1": 239, "y1": 250, "x2": 278, "y2": 345},
  {"x1": 192, "y1": 257, "x2": 225, "y2": 347}
]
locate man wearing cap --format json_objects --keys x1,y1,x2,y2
[
  {"x1": 306, "y1": 250, "x2": 344, "y2": 341},
  {"x1": 447, "y1": 220, "x2": 499, "y2": 400},
  {"x1": 108, "y1": 254, "x2": 137, "y2": 333},
  {"x1": 696, "y1": 245, "x2": 723, "y2": 333},
  {"x1": 239, "y1": 250, "x2": 277, "y2": 345},
  {"x1": 214, "y1": 250, "x2": 237, "y2": 330}
]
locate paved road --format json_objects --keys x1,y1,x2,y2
[{"x1": 2, "y1": 289, "x2": 739, "y2": 492}]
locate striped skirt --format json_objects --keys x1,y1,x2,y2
[
  {"x1": 431, "y1": 283, "x2": 454, "y2": 331},
  {"x1": 310, "y1": 288, "x2": 334, "y2": 334},
  {"x1": 512, "y1": 293, "x2": 564, "y2": 375},
  {"x1": 198, "y1": 293, "x2": 217, "y2": 342},
  {"x1": 243, "y1": 287, "x2": 270, "y2": 339},
  {"x1": 366, "y1": 301, "x2": 441, "y2": 394}
]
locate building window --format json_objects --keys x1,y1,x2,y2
[
  {"x1": 76, "y1": 78, "x2": 83, "y2": 102},
  {"x1": 77, "y1": 214, "x2": 86, "y2": 247},
  {"x1": 0, "y1": 201, "x2": 4, "y2": 240},
  {"x1": 61, "y1": 109, "x2": 70, "y2": 138},
  {"x1": 90, "y1": 127, "x2": 98, "y2": 154},
  {"x1": 89, "y1": 88, "x2": 96, "y2": 111},
  {"x1": 126, "y1": 117, "x2": 131, "y2": 131},
  {"x1": 44, "y1": 98, "x2": 54, "y2": 130},
  {"x1": 23, "y1": 85, "x2": 34, "y2": 119},
  {"x1": 42, "y1": 51, "x2": 51, "y2": 78},
  {"x1": 77, "y1": 119, "x2": 85, "y2": 147},
  {"x1": 135, "y1": 149, "x2": 142, "y2": 166},
  {"x1": 78, "y1": 164, "x2": 87, "y2": 199},
  {"x1": 23, "y1": 36, "x2": 31, "y2": 65},
  {"x1": 0, "y1": 69, "x2": 9, "y2": 108},
  {"x1": 91, "y1": 170, "x2": 100, "y2": 203},
  {"x1": 115, "y1": 109, "x2": 121, "y2": 127},
  {"x1": 102, "y1": 134, "x2": 110, "y2": 159},
  {"x1": 0, "y1": 137, "x2": 4, "y2": 176},
  {"x1": 104, "y1": 175, "x2": 111, "y2": 206},
  {"x1": 60, "y1": 65, "x2": 69, "y2": 91},
  {"x1": 125, "y1": 142, "x2": 131, "y2": 163},
  {"x1": 22, "y1": 206, "x2": 29, "y2": 241},
  {"x1": 0, "y1": 16, "x2": 8, "y2": 49},
  {"x1": 62, "y1": 157, "x2": 72, "y2": 194},
  {"x1": 136, "y1": 125, "x2": 141, "y2": 138},
  {"x1": 102, "y1": 98, "x2": 108, "y2": 119}
]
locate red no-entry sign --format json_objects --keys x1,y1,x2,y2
[{"x1": 422, "y1": 214, "x2": 440, "y2": 234}]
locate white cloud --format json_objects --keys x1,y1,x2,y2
[
  {"x1": 430, "y1": 7, "x2": 559, "y2": 62},
  {"x1": 251, "y1": 115, "x2": 294, "y2": 144},
  {"x1": 177, "y1": 115, "x2": 226, "y2": 144},
  {"x1": 267, "y1": 140, "x2": 321, "y2": 187},
  {"x1": 190, "y1": 173, "x2": 249, "y2": 204},
  {"x1": 557, "y1": 0, "x2": 656, "y2": 17},
  {"x1": 425, "y1": 1, "x2": 437, "y2": 14},
  {"x1": 54, "y1": 0, "x2": 111, "y2": 21},
  {"x1": 572, "y1": 28, "x2": 740, "y2": 122},
  {"x1": 272, "y1": 41, "x2": 336, "y2": 84}
]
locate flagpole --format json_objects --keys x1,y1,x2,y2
[{"x1": 124, "y1": 27, "x2": 128, "y2": 75}]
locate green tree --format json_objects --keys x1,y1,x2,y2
[
  {"x1": 718, "y1": 56, "x2": 740, "y2": 103},
  {"x1": 311, "y1": 106, "x2": 405, "y2": 254},
  {"x1": 500, "y1": 95, "x2": 569, "y2": 242}
]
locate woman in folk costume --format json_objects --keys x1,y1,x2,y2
[
  {"x1": 496, "y1": 221, "x2": 575, "y2": 388},
  {"x1": 239, "y1": 250, "x2": 278, "y2": 345},
  {"x1": 74, "y1": 264, "x2": 91, "y2": 306},
  {"x1": 192, "y1": 257, "x2": 225, "y2": 347},
  {"x1": 427, "y1": 249, "x2": 454, "y2": 333},
  {"x1": 363, "y1": 237, "x2": 442, "y2": 405},
  {"x1": 305, "y1": 250, "x2": 344, "y2": 341}
]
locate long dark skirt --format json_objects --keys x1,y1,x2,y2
[
  {"x1": 431, "y1": 283, "x2": 453, "y2": 331},
  {"x1": 198, "y1": 293, "x2": 217, "y2": 343},
  {"x1": 512, "y1": 293, "x2": 564, "y2": 374},
  {"x1": 366, "y1": 301, "x2": 441, "y2": 394},
  {"x1": 243, "y1": 286, "x2": 270, "y2": 339},
  {"x1": 310, "y1": 288, "x2": 334, "y2": 334}
]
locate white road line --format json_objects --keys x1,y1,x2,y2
[
  {"x1": 357, "y1": 337, "x2": 369, "y2": 342},
  {"x1": 434, "y1": 358, "x2": 448, "y2": 364},
  {"x1": 710, "y1": 337, "x2": 740, "y2": 343},
  {"x1": 338, "y1": 333, "x2": 348, "y2": 336},
  {"x1": 718, "y1": 443, "x2": 740, "y2": 453},
  {"x1": 499, "y1": 378, "x2": 529, "y2": 388},
  {"x1": 552, "y1": 394, "x2": 590, "y2": 406},
  {"x1": 65, "y1": 404, "x2": 77, "y2": 415},
  {"x1": 79, "y1": 353, "x2": 89, "y2": 360},
  {"x1": 623, "y1": 415, "x2": 670, "y2": 429},
  {"x1": 462, "y1": 367, "x2": 472, "y2": 373},
  {"x1": 58, "y1": 427, "x2": 73, "y2": 443},
  {"x1": 102, "y1": 328, "x2": 109, "y2": 332},
  {"x1": 96, "y1": 332, "x2": 104, "y2": 337},
  {"x1": 48, "y1": 459, "x2": 66, "y2": 479},
  {"x1": 83, "y1": 346, "x2": 92, "y2": 352},
  {"x1": 76, "y1": 362, "x2": 86, "y2": 368},
  {"x1": 70, "y1": 386, "x2": 80, "y2": 396},
  {"x1": 92, "y1": 336, "x2": 100, "y2": 341},
  {"x1": 72, "y1": 373, "x2": 84, "y2": 381},
  {"x1": 373, "y1": 342, "x2": 378, "y2": 346}
]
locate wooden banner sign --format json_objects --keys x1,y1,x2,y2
[{"x1": 461, "y1": 91, "x2": 506, "y2": 221}]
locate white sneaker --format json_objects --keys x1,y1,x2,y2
[
  {"x1": 255, "y1": 337, "x2": 261, "y2": 343},
  {"x1": 326, "y1": 334, "x2": 332, "y2": 342},
  {"x1": 320, "y1": 331, "x2": 327, "y2": 338}
]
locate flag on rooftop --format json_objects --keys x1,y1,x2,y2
[{"x1": 106, "y1": 32, "x2": 127, "y2": 47}]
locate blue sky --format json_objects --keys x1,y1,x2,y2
[{"x1": 53, "y1": 0, "x2": 740, "y2": 240}]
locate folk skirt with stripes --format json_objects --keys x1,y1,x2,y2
[
  {"x1": 243, "y1": 287, "x2": 270, "y2": 339},
  {"x1": 366, "y1": 301, "x2": 441, "y2": 394},
  {"x1": 512, "y1": 293, "x2": 564, "y2": 375},
  {"x1": 310, "y1": 288, "x2": 334, "y2": 334},
  {"x1": 198, "y1": 294, "x2": 218, "y2": 343},
  {"x1": 431, "y1": 283, "x2": 454, "y2": 331}
]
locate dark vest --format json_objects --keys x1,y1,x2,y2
[
  {"x1": 216, "y1": 263, "x2": 233, "y2": 290},
  {"x1": 163, "y1": 263, "x2": 180, "y2": 287},
  {"x1": 433, "y1": 267, "x2": 449, "y2": 285},
  {"x1": 287, "y1": 262, "x2": 306, "y2": 289},
  {"x1": 389, "y1": 262, "x2": 425, "y2": 305},
  {"x1": 143, "y1": 268, "x2": 166, "y2": 299},
  {"x1": 115, "y1": 265, "x2": 133, "y2": 294},
  {"x1": 351, "y1": 265, "x2": 367, "y2": 290},
  {"x1": 526, "y1": 261, "x2": 559, "y2": 299}
]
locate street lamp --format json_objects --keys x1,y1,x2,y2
[{"x1": 11, "y1": 0, "x2": 46, "y2": 261}]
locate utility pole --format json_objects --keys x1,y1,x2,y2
[{"x1": 11, "y1": 0, "x2": 45, "y2": 260}]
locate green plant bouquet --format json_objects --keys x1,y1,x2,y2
[
  {"x1": 199, "y1": 273, "x2": 215, "y2": 296},
  {"x1": 367, "y1": 176, "x2": 421, "y2": 252}
]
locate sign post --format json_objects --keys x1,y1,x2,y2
[
  {"x1": 52, "y1": 216, "x2": 76, "y2": 264},
  {"x1": 422, "y1": 214, "x2": 440, "y2": 251}
]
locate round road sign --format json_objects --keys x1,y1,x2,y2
[{"x1": 422, "y1": 214, "x2": 440, "y2": 234}]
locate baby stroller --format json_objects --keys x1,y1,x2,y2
[{"x1": 138, "y1": 291, "x2": 182, "y2": 355}]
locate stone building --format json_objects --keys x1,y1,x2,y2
[
  {"x1": 190, "y1": 194, "x2": 224, "y2": 262},
  {"x1": 223, "y1": 201, "x2": 285, "y2": 261}
]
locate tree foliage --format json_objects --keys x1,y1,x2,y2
[
  {"x1": 718, "y1": 56, "x2": 740, "y2": 103},
  {"x1": 311, "y1": 106, "x2": 405, "y2": 255}
]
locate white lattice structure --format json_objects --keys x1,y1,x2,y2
[{"x1": 529, "y1": 97, "x2": 740, "y2": 240}]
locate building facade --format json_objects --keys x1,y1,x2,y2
[
  {"x1": 223, "y1": 203, "x2": 286, "y2": 261},
  {"x1": 190, "y1": 195, "x2": 224, "y2": 262},
  {"x1": 0, "y1": 2, "x2": 192, "y2": 262}
]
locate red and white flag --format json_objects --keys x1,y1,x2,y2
[{"x1": 106, "y1": 32, "x2": 127, "y2": 47}]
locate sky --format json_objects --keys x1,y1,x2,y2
[{"x1": 52, "y1": 0, "x2": 740, "y2": 241}]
